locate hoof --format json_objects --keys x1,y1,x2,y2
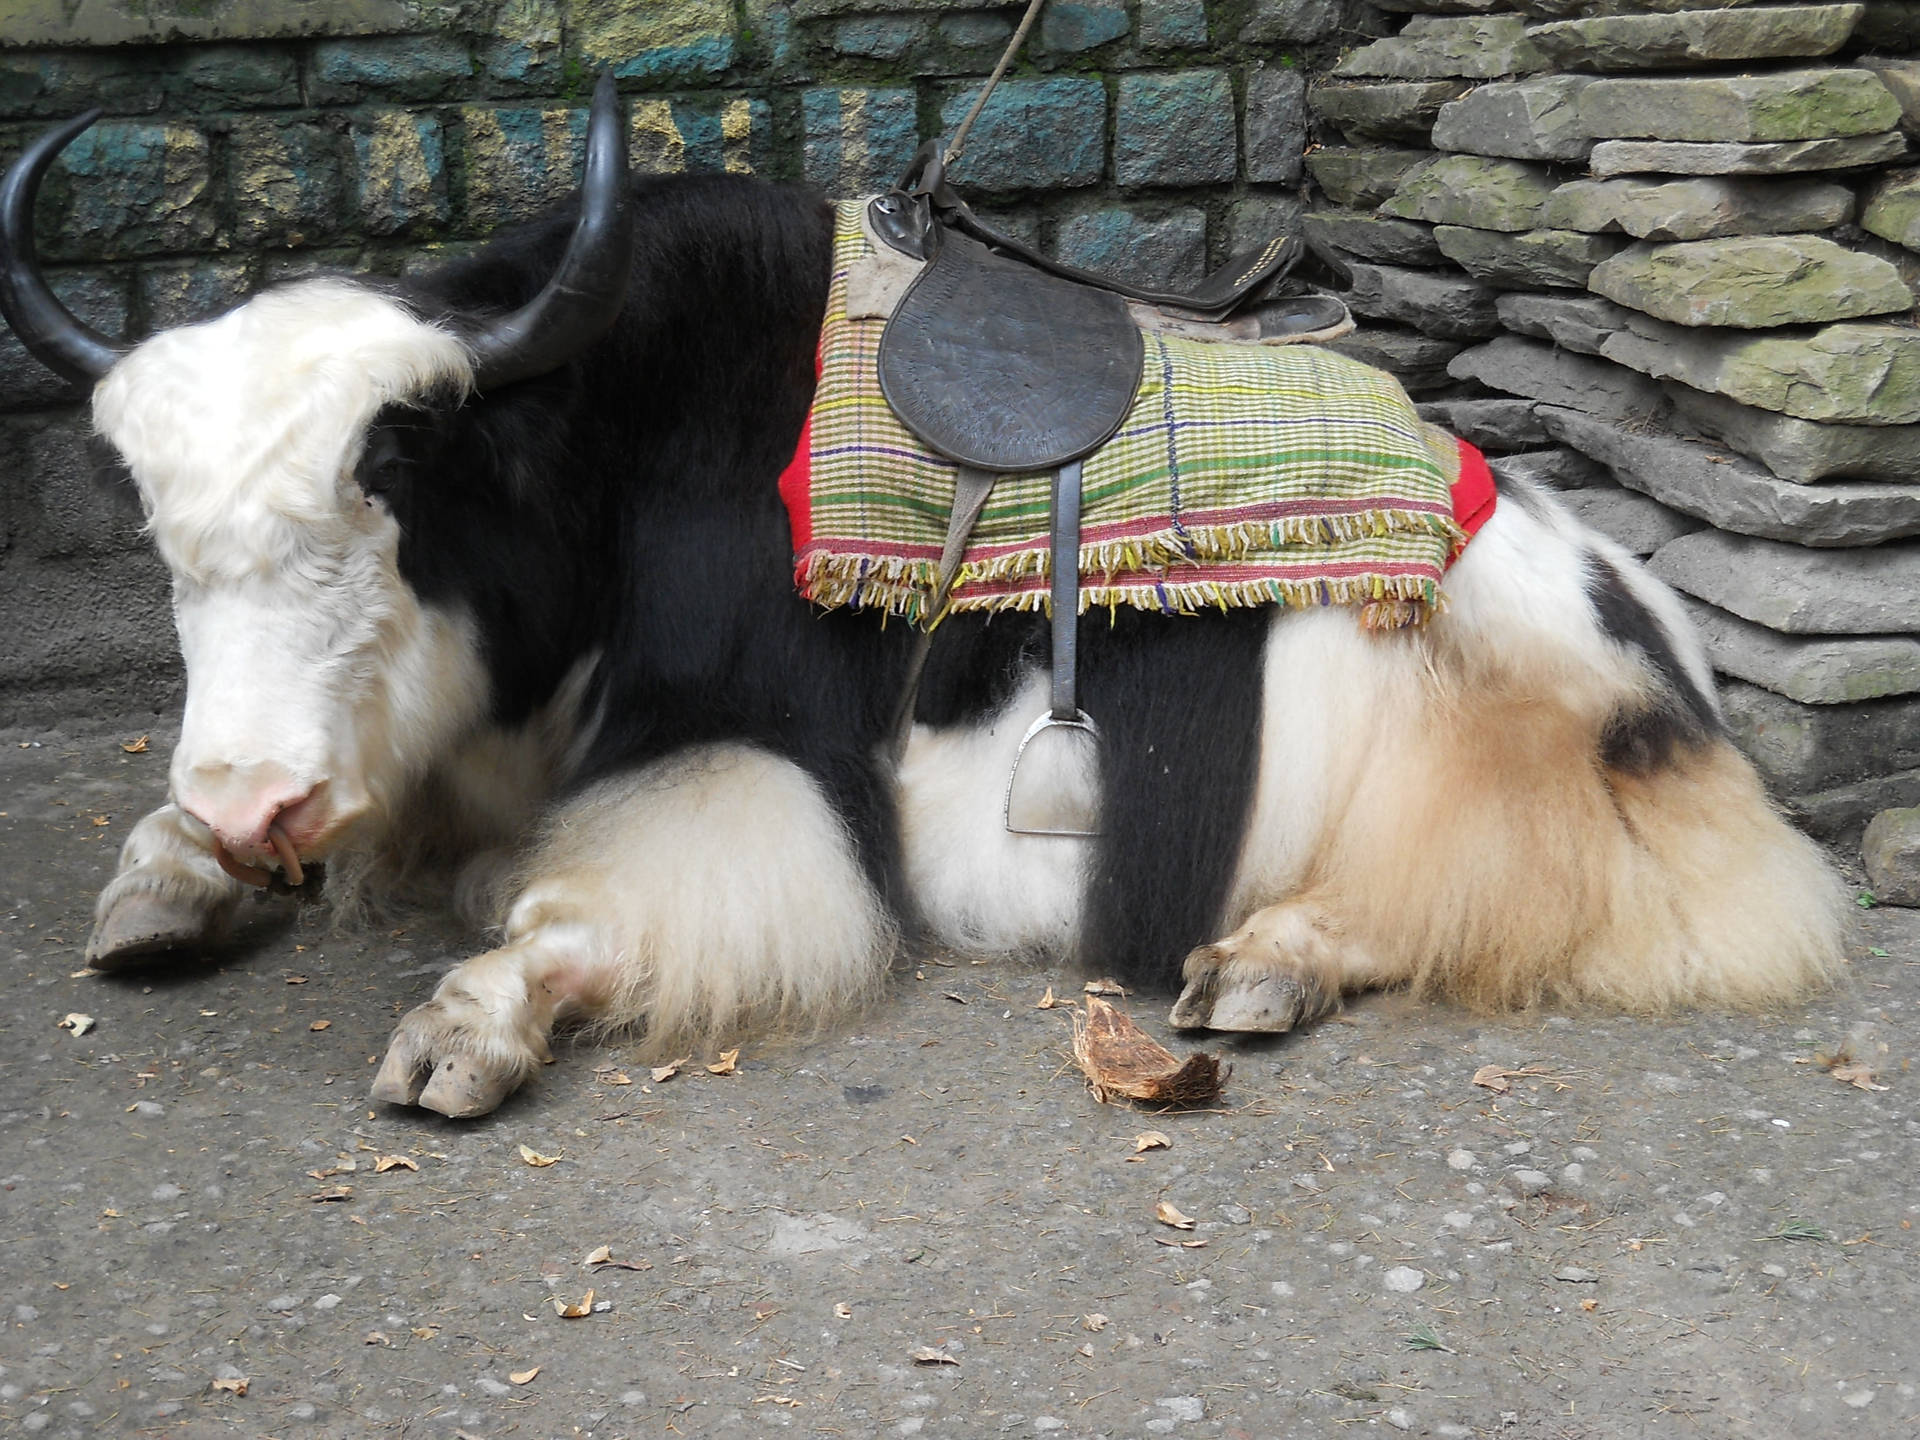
[
  {"x1": 1169, "y1": 940, "x2": 1332, "y2": 1035},
  {"x1": 86, "y1": 893, "x2": 216, "y2": 971},
  {"x1": 372, "y1": 997, "x2": 542, "y2": 1119}
]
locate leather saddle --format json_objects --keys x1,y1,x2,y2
[{"x1": 871, "y1": 141, "x2": 1314, "y2": 473}]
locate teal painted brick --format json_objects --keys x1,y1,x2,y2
[
  {"x1": 1245, "y1": 66, "x2": 1307, "y2": 186},
  {"x1": 573, "y1": 0, "x2": 737, "y2": 83},
  {"x1": 310, "y1": 36, "x2": 475, "y2": 104},
  {"x1": 137, "y1": 257, "x2": 257, "y2": 331},
  {"x1": 937, "y1": 13, "x2": 1012, "y2": 53},
  {"x1": 1056, "y1": 206, "x2": 1207, "y2": 290},
  {"x1": 482, "y1": 0, "x2": 564, "y2": 91},
  {"x1": 1115, "y1": 71, "x2": 1236, "y2": 187},
  {"x1": 1038, "y1": 2, "x2": 1130, "y2": 55},
  {"x1": 0, "y1": 269, "x2": 128, "y2": 407},
  {"x1": 1140, "y1": 0, "x2": 1208, "y2": 51},
  {"x1": 354, "y1": 111, "x2": 450, "y2": 235},
  {"x1": 462, "y1": 105, "x2": 588, "y2": 231},
  {"x1": 803, "y1": 88, "x2": 917, "y2": 197},
  {"x1": 38, "y1": 122, "x2": 216, "y2": 261},
  {"x1": 938, "y1": 78, "x2": 1106, "y2": 190},
  {"x1": 827, "y1": 17, "x2": 926, "y2": 61},
  {"x1": 0, "y1": 51, "x2": 163, "y2": 119},
  {"x1": 227, "y1": 117, "x2": 349, "y2": 248},
  {"x1": 743, "y1": 0, "x2": 801, "y2": 70},
  {"x1": 169, "y1": 47, "x2": 301, "y2": 109}
]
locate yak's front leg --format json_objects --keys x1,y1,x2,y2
[
  {"x1": 87, "y1": 803, "x2": 249, "y2": 969},
  {"x1": 1171, "y1": 895, "x2": 1396, "y2": 1034},
  {"x1": 373, "y1": 743, "x2": 898, "y2": 1118}
]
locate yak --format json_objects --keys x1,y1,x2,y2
[{"x1": 1, "y1": 79, "x2": 1845, "y2": 1118}]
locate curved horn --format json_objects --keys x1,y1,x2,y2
[
  {"x1": 0, "y1": 109, "x2": 127, "y2": 384},
  {"x1": 469, "y1": 72, "x2": 634, "y2": 390}
]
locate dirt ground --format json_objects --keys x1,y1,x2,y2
[{"x1": 2, "y1": 719, "x2": 1916, "y2": 1440}]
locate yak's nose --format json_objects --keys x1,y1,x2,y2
[{"x1": 174, "y1": 759, "x2": 316, "y2": 860}]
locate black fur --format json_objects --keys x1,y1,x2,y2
[
  {"x1": 1584, "y1": 551, "x2": 1722, "y2": 775},
  {"x1": 361, "y1": 173, "x2": 1266, "y2": 986}
]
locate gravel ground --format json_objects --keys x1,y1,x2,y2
[{"x1": 3, "y1": 720, "x2": 1917, "y2": 1440}]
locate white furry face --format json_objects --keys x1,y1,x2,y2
[{"x1": 92, "y1": 279, "x2": 489, "y2": 872}]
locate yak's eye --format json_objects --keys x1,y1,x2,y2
[{"x1": 357, "y1": 431, "x2": 412, "y2": 502}]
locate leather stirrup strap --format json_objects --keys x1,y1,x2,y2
[
  {"x1": 1048, "y1": 459, "x2": 1084, "y2": 722},
  {"x1": 889, "y1": 466, "x2": 998, "y2": 763}
]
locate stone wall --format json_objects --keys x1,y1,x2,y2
[
  {"x1": 0, "y1": 0, "x2": 1363, "y2": 726},
  {"x1": 1310, "y1": 2, "x2": 1920, "y2": 842}
]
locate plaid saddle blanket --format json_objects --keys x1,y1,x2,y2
[{"x1": 780, "y1": 202, "x2": 1491, "y2": 628}]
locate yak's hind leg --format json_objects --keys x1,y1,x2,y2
[
  {"x1": 372, "y1": 743, "x2": 896, "y2": 1118},
  {"x1": 87, "y1": 803, "x2": 249, "y2": 969}
]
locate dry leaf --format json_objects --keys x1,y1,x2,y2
[
  {"x1": 551, "y1": 1288, "x2": 595, "y2": 1318},
  {"x1": 1084, "y1": 978, "x2": 1129, "y2": 996},
  {"x1": 285, "y1": 975, "x2": 308, "y2": 985},
  {"x1": 909, "y1": 1346, "x2": 960, "y2": 1366},
  {"x1": 601, "y1": 1070, "x2": 631, "y2": 1086},
  {"x1": 1072, "y1": 996, "x2": 1228, "y2": 1107},
  {"x1": 363, "y1": 1331, "x2": 390, "y2": 1346},
  {"x1": 57, "y1": 1012, "x2": 95, "y2": 1037},
  {"x1": 706, "y1": 1048, "x2": 740, "y2": 1076},
  {"x1": 834, "y1": 1303, "x2": 852, "y2": 1319},
  {"x1": 1082, "y1": 1313, "x2": 1109, "y2": 1332},
  {"x1": 651, "y1": 1058, "x2": 689, "y2": 1083},
  {"x1": 309, "y1": 1020, "x2": 331, "y2": 1032},
  {"x1": 120, "y1": 736, "x2": 149, "y2": 754},
  {"x1": 308, "y1": 1186, "x2": 353, "y2": 1202},
  {"x1": 1153, "y1": 1236, "x2": 1210, "y2": 1248},
  {"x1": 411, "y1": 1325, "x2": 440, "y2": 1339},
  {"x1": 1132, "y1": 1131, "x2": 1172, "y2": 1154},
  {"x1": 1471, "y1": 1064, "x2": 1514, "y2": 1094},
  {"x1": 1036, "y1": 987, "x2": 1065, "y2": 1010},
  {"x1": 373, "y1": 1154, "x2": 417, "y2": 1173},
  {"x1": 517, "y1": 1145, "x2": 560, "y2": 1167},
  {"x1": 1829, "y1": 1061, "x2": 1889, "y2": 1092},
  {"x1": 583, "y1": 1244, "x2": 613, "y2": 1266},
  {"x1": 210, "y1": 1376, "x2": 248, "y2": 1396},
  {"x1": 509, "y1": 1366, "x2": 541, "y2": 1385},
  {"x1": 1076, "y1": 1343, "x2": 1095, "y2": 1358},
  {"x1": 1580, "y1": 1299, "x2": 1599, "y2": 1312},
  {"x1": 1155, "y1": 1200, "x2": 1196, "y2": 1230}
]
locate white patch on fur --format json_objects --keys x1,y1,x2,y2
[
  {"x1": 90, "y1": 279, "x2": 487, "y2": 856},
  {"x1": 897, "y1": 672, "x2": 1092, "y2": 957}
]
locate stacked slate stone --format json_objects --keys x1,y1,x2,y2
[{"x1": 1309, "y1": 2, "x2": 1920, "y2": 843}]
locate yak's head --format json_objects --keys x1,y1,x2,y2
[{"x1": 0, "y1": 76, "x2": 633, "y2": 889}]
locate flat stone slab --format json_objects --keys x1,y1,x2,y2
[
  {"x1": 1530, "y1": 6, "x2": 1864, "y2": 73},
  {"x1": 1667, "y1": 384, "x2": 1920, "y2": 483},
  {"x1": 1305, "y1": 148, "x2": 1436, "y2": 209},
  {"x1": 1334, "y1": 15, "x2": 1548, "y2": 80},
  {"x1": 1577, "y1": 68, "x2": 1902, "y2": 143},
  {"x1": 1783, "y1": 762, "x2": 1920, "y2": 841},
  {"x1": 1326, "y1": 323, "x2": 1464, "y2": 390},
  {"x1": 1600, "y1": 317, "x2": 1920, "y2": 426},
  {"x1": 1516, "y1": 0, "x2": 1792, "y2": 15},
  {"x1": 1587, "y1": 236, "x2": 1913, "y2": 328},
  {"x1": 1648, "y1": 527, "x2": 1920, "y2": 633},
  {"x1": 1718, "y1": 677, "x2": 1920, "y2": 794},
  {"x1": 1561, "y1": 482, "x2": 1705, "y2": 555},
  {"x1": 1418, "y1": 396, "x2": 1551, "y2": 450},
  {"x1": 1309, "y1": 81, "x2": 1469, "y2": 144},
  {"x1": 1448, "y1": 335, "x2": 1669, "y2": 422},
  {"x1": 1343, "y1": 261, "x2": 1501, "y2": 339},
  {"x1": 1863, "y1": 168, "x2": 1920, "y2": 251},
  {"x1": 1488, "y1": 446, "x2": 1614, "y2": 489},
  {"x1": 1379, "y1": 154, "x2": 1560, "y2": 232},
  {"x1": 1432, "y1": 76, "x2": 1594, "y2": 161},
  {"x1": 1434, "y1": 225, "x2": 1624, "y2": 288},
  {"x1": 1860, "y1": 58, "x2": 1920, "y2": 133},
  {"x1": 1540, "y1": 176, "x2": 1853, "y2": 241},
  {"x1": 1589, "y1": 131, "x2": 1908, "y2": 177},
  {"x1": 1539, "y1": 404, "x2": 1920, "y2": 546},
  {"x1": 1680, "y1": 594, "x2": 1920, "y2": 703},
  {"x1": 1863, "y1": 806, "x2": 1920, "y2": 904},
  {"x1": 1496, "y1": 291, "x2": 1636, "y2": 355},
  {"x1": 1305, "y1": 210, "x2": 1445, "y2": 266}
]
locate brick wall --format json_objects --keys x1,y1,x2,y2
[{"x1": 0, "y1": 0, "x2": 1372, "y2": 726}]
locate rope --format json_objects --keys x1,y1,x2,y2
[{"x1": 943, "y1": 0, "x2": 1050, "y2": 167}]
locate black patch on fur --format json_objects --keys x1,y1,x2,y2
[{"x1": 1585, "y1": 551, "x2": 1721, "y2": 775}]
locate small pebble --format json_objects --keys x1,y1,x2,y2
[
  {"x1": 1844, "y1": 1390, "x2": 1874, "y2": 1409},
  {"x1": 314, "y1": 1294, "x2": 341, "y2": 1311},
  {"x1": 1509, "y1": 1169, "x2": 1552, "y2": 1196},
  {"x1": 1446, "y1": 1150, "x2": 1476, "y2": 1171},
  {"x1": 1383, "y1": 1266, "x2": 1425, "y2": 1293},
  {"x1": 1553, "y1": 1266, "x2": 1599, "y2": 1283},
  {"x1": 477, "y1": 1377, "x2": 511, "y2": 1398},
  {"x1": 130, "y1": 1101, "x2": 164, "y2": 1117},
  {"x1": 1156, "y1": 1396, "x2": 1205, "y2": 1421},
  {"x1": 1386, "y1": 1409, "x2": 1413, "y2": 1431},
  {"x1": 290, "y1": 1402, "x2": 317, "y2": 1420}
]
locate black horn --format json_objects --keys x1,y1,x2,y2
[
  {"x1": 0, "y1": 109, "x2": 128, "y2": 384},
  {"x1": 468, "y1": 72, "x2": 634, "y2": 390}
]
